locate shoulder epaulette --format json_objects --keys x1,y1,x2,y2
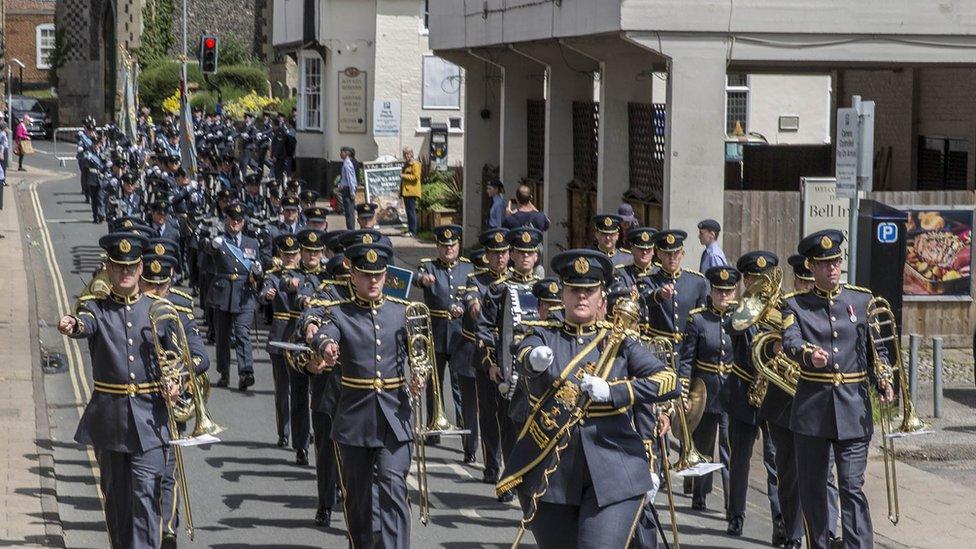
[
  {"x1": 419, "y1": 258, "x2": 433, "y2": 263},
  {"x1": 386, "y1": 296, "x2": 414, "y2": 306},
  {"x1": 619, "y1": 248, "x2": 632, "y2": 255},
  {"x1": 76, "y1": 294, "x2": 104, "y2": 302},
  {"x1": 845, "y1": 284, "x2": 872, "y2": 294},
  {"x1": 614, "y1": 264, "x2": 627, "y2": 270},
  {"x1": 459, "y1": 257, "x2": 471, "y2": 263},
  {"x1": 782, "y1": 290, "x2": 809, "y2": 300},
  {"x1": 264, "y1": 266, "x2": 281, "y2": 275},
  {"x1": 467, "y1": 269, "x2": 487, "y2": 279},
  {"x1": 688, "y1": 306, "x2": 706, "y2": 316},
  {"x1": 683, "y1": 268, "x2": 705, "y2": 277},
  {"x1": 170, "y1": 288, "x2": 193, "y2": 301}
]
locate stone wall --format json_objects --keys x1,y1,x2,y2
[{"x1": 170, "y1": 0, "x2": 260, "y2": 59}]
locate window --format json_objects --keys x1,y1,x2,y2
[
  {"x1": 422, "y1": 56, "x2": 461, "y2": 109},
  {"x1": 418, "y1": 116, "x2": 432, "y2": 130},
  {"x1": 421, "y1": 0, "x2": 430, "y2": 32},
  {"x1": 449, "y1": 116, "x2": 463, "y2": 132},
  {"x1": 725, "y1": 73, "x2": 748, "y2": 136},
  {"x1": 36, "y1": 24, "x2": 56, "y2": 70},
  {"x1": 299, "y1": 54, "x2": 322, "y2": 131},
  {"x1": 917, "y1": 136, "x2": 969, "y2": 190}
]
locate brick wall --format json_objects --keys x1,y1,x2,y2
[
  {"x1": 6, "y1": 0, "x2": 56, "y2": 87},
  {"x1": 171, "y1": 0, "x2": 259, "y2": 59}
]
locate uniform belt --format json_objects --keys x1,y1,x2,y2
[
  {"x1": 216, "y1": 273, "x2": 241, "y2": 281},
  {"x1": 729, "y1": 363, "x2": 756, "y2": 383},
  {"x1": 340, "y1": 375, "x2": 406, "y2": 392},
  {"x1": 429, "y1": 309, "x2": 451, "y2": 319},
  {"x1": 93, "y1": 380, "x2": 162, "y2": 396},
  {"x1": 272, "y1": 312, "x2": 300, "y2": 320},
  {"x1": 695, "y1": 360, "x2": 733, "y2": 375},
  {"x1": 798, "y1": 370, "x2": 868, "y2": 386},
  {"x1": 584, "y1": 404, "x2": 627, "y2": 418},
  {"x1": 462, "y1": 329, "x2": 477, "y2": 341}
]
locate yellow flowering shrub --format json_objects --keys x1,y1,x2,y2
[
  {"x1": 223, "y1": 91, "x2": 279, "y2": 119},
  {"x1": 161, "y1": 89, "x2": 182, "y2": 114}
]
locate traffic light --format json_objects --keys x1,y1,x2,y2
[{"x1": 199, "y1": 34, "x2": 219, "y2": 74}]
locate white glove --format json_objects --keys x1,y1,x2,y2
[
  {"x1": 189, "y1": 181, "x2": 199, "y2": 190},
  {"x1": 528, "y1": 346, "x2": 554, "y2": 373},
  {"x1": 250, "y1": 261, "x2": 263, "y2": 276},
  {"x1": 580, "y1": 374, "x2": 610, "y2": 403},
  {"x1": 646, "y1": 473, "x2": 660, "y2": 502},
  {"x1": 211, "y1": 236, "x2": 224, "y2": 249}
]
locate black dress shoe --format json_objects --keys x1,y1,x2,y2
[
  {"x1": 277, "y1": 436, "x2": 288, "y2": 448},
  {"x1": 425, "y1": 435, "x2": 442, "y2": 446},
  {"x1": 828, "y1": 535, "x2": 843, "y2": 549},
  {"x1": 239, "y1": 373, "x2": 255, "y2": 391},
  {"x1": 296, "y1": 449, "x2": 309, "y2": 465},
  {"x1": 213, "y1": 374, "x2": 229, "y2": 387},
  {"x1": 497, "y1": 489, "x2": 515, "y2": 503},
  {"x1": 785, "y1": 540, "x2": 803, "y2": 549},
  {"x1": 771, "y1": 516, "x2": 787, "y2": 546},
  {"x1": 463, "y1": 452, "x2": 476, "y2": 464},
  {"x1": 727, "y1": 516, "x2": 744, "y2": 536},
  {"x1": 482, "y1": 469, "x2": 498, "y2": 484},
  {"x1": 691, "y1": 497, "x2": 707, "y2": 511},
  {"x1": 314, "y1": 506, "x2": 332, "y2": 527},
  {"x1": 682, "y1": 477, "x2": 693, "y2": 495},
  {"x1": 161, "y1": 533, "x2": 177, "y2": 549}
]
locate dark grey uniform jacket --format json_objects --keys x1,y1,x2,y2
[
  {"x1": 260, "y1": 267, "x2": 300, "y2": 354},
  {"x1": 680, "y1": 302, "x2": 733, "y2": 414},
  {"x1": 515, "y1": 322, "x2": 679, "y2": 507},
  {"x1": 451, "y1": 268, "x2": 503, "y2": 378},
  {"x1": 415, "y1": 257, "x2": 473, "y2": 355},
  {"x1": 206, "y1": 231, "x2": 260, "y2": 313},
  {"x1": 313, "y1": 296, "x2": 414, "y2": 447},
  {"x1": 70, "y1": 292, "x2": 206, "y2": 453},
  {"x1": 781, "y1": 285, "x2": 880, "y2": 440},
  {"x1": 646, "y1": 269, "x2": 709, "y2": 342}
]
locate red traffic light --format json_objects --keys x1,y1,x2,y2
[{"x1": 204, "y1": 37, "x2": 217, "y2": 49}]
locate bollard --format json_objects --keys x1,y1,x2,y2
[
  {"x1": 909, "y1": 334, "x2": 920, "y2": 403},
  {"x1": 932, "y1": 337, "x2": 943, "y2": 418}
]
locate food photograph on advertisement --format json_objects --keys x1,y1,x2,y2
[{"x1": 903, "y1": 208, "x2": 973, "y2": 298}]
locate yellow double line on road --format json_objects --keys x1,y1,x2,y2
[{"x1": 27, "y1": 182, "x2": 108, "y2": 520}]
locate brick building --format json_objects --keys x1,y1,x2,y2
[{"x1": 5, "y1": 0, "x2": 56, "y2": 90}]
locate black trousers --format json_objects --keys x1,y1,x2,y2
[
  {"x1": 312, "y1": 412, "x2": 338, "y2": 510},
  {"x1": 767, "y1": 422, "x2": 803, "y2": 541},
  {"x1": 794, "y1": 433, "x2": 873, "y2": 549},
  {"x1": 289, "y1": 367, "x2": 310, "y2": 451},
  {"x1": 95, "y1": 446, "x2": 167, "y2": 549},
  {"x1": 475, "y1": 370, "x2": 513, "y2": 475},
  {"x1": 269, "y1": 354, "x2": 291, "y2": 440},
  {"x1": 214, "y1": 309, "x2": 254, "y2": 377},
  {"x1": 428, "y1": 352, "x2": 464, "y2": 431},
  {"x1": 691, "y1": 411, "x2": 731, "y2": 505},
  {"x1": 335, "y1": 424, "x2": 411, "y2": 549},
  {"x1": 457, "y1": 374, "x2": 480, "y2": 457},
  {"x1": 727, "y1": 418, "x2": 780, "y2": 521}
]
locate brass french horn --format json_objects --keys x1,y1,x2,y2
[{"x1": 731, "y1": 266, "x2": 784, "y2": 407}]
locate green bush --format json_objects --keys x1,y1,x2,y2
[
  {"x1": 419, "y1": 181, "x2": 450, "y2": 211},
  {"x1": 219, "y1": 36, "x2": 260, "y2": 66},
  {"x1": 209, "y1": 65, "x2": 267, "y2": 95},
  {"x1": 139, "y1": 61, "x2": 268, "y2": 114},
  {"x1": 277, "y1": 96, "x2": 297, "y2": 116}
]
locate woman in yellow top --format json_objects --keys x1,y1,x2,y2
[{"x1": 400, "y1": 147, "x2": 422, "y2": 237}]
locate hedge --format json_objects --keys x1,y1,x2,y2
[{"x1": 139, "y1": 61, "x2": 268, "y2": 114}]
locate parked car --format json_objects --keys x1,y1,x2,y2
[{"x1": 9, "y1": 96, "x2": 53, "y2": 139}]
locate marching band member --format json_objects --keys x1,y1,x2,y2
[
  {"x1": 726, "y1": 251, "x2": 782, "y2": 541},
  {"x1": 645, "y1": 229, "x2": 708, "y2": 368},
  {"x1": 260, "y1": 233, "x2": 303, "y2": 448},
  {"x1": 680, "y1": 266, "x2": 737, "y2": 512},
  {"x1": 57, "y1": 233, "x2": 183, "y2": 549},
  {"x1": 312, "y1": 243, "x2": 415, "y2": 549},
  {"x1": 781, "y1": 230, "x2": 894, "y2": 549},
  {"x1": 592, "y1": 214, "x2": 633, "y2": 266},
  {"x1": 414, "y1": 225, "x2": 471, "y2": 446},
  {"x1": 499, "y1": 249, "x2": 679, "y2": 548}
]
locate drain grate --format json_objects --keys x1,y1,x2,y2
[{"x1": 40, "y1": 350, "x2": 67, "y2": 374}]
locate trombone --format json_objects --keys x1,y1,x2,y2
[
  {"x1": 405, "y1": 302, "x2": 435, "y2": 526},
  {"x1": 866, "y1": 296, "x2": 928, "y2": 525},
  {"x1": 648, "y1": 337, "x2": 709, "y2": 473},
  {"x1": 149, "y1": 298, "x2": 224, "y2": 540}
]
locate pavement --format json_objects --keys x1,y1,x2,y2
[{"x1": 2, "y1": 141, "x2": 975, "y2": 548}]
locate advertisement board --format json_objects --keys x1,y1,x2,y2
[
  {"x1": 902, "y1": 208, "x2": 973, "y2": 300},
  {"x1": 363, "y1": 161, "x2": 407, "y2": 226}
]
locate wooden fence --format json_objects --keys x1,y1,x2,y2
[{"x1": 723, "y1": 190, "x2": 976, "y2": 346}]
